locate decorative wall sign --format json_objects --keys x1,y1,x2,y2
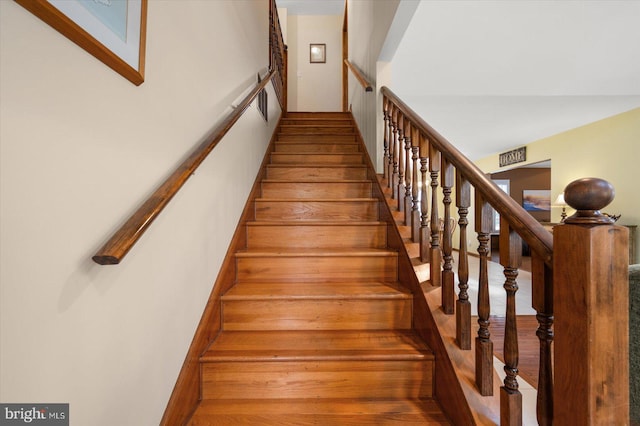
[
  {"x1": 310, "y1": 43, "x2": 326, "y2": 63},
  {"x1": 499, "y1": 146, "x2": 526, "y2": 167},
  {"x1": 15, "y1": 0, "x2": 147, "y2": 86}
]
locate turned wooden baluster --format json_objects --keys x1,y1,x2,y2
[
  {"x1": 395, "y1": 112, "x2": 404, "y2": 203},
  {"x1": 554, "y1": 178, "x2": 629, "y2": 425},
  {"x1": 475, "y1": 192, "x2": 493, "y2": 395},
  {"x1": 382, "y1": 97, "x2": 390, "y2": 183},
  {"x1": 388, "y1": 104, "x2": 396, "y2": 189},
  {"x1": 386, "y1": 102, "x2": 394, "y2": 189},
  {"x1": 429, "y1": 145, "x2": 441, "y2": 287},
  {"x1": 419, "y1": 135, "x2": 431, "y2": 263},
  {"x1": 397, "y1": 115, "x2": 405, "y2": 211},
  {"x1": 456, "y1": 172, "x2": 471, "y2": 349},
  {"x1": 499, "y1": 218, "x2": 522, "y2": 426},
  {"x1": 441, "y1": 157, "x2": 454, "y2": 314},
  {"x1": 401, "y1": 119, "x2": 412, "y2": 215},
  {"x1": 532, "y1": 255, "x2": 553, "y2": 426},
  {"x1": 403, "y1": 120, "x2": 413, "y2": 223},
  {"x1": 410, "y1": 126, "x2": 421, "y2": 243},
  {"x1": 282, "y1": 47, "x2": 287, "y2": 111},
  {"x1": 390, "y1": 106, "x2": 399, "y2": 196}
]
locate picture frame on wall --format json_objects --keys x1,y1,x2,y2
[
  {"x1": 522, "y1": 190, "x2": 551, "y2": 212},
  {"x1": 309, "y1": 43, "x2": 326, "y2": 63},
  {"x1": 15, "y1": 0, "x2": 148, "y2": 86}
]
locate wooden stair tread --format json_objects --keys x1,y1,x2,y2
[
  {"x1": 202, "y1": 330, "x2": 433, "y2": 361},
  {"x1": 187, "y1": 398, "x2": 450, "y2": 425},
  {"x1": 280, "y1": 124, "x2": 355, "y2": 128},
  {"x1": 261, "y1": 179, "x2": 370, "y2": 185},
  {"x1": 266, "y1": 163, "x2": 367, "y2": 168},
  {"x1": 271, "y1": 153, "x2": 363, "y2": 160},
  {"x1": 283, "y1": 115, "x2": 352, "y2": 119},
  {"x1": 278, "y1": 131, "x2": 355, "y2": 136},
  {"x1": 265, "y1": 164, "x2": 367, "y2": 169},
  {"x1": 255, "y1": 197, "x2": 377, "y2": 202},
  {"x1": 280, "y1": 124, "x2": 354, "y2": 128},
  {"x1": 276, "y1": 133, "x2": 360, "y2": 140},
  {"x1": 223, "y1": 282, "x2": 411, "y2": 300},
  {"x1": 272, "y1": 151, "x2": 361, "y2": 155},
  {"x1": 235, "y1": 248, "x2": 398, "y2": 257},
  {"x1": 246, "y1": 220, "x2": 385, "y2": 226},
  {"x1": 282, "y1": 118, "x2": 353, "y2": 122},
  {"x1": 262, "y1": 178, "x2": 369, "y2": 182},
  {"x1": 285, "y1": 112, "x2": 351, "y2": 116},
  {"x1": 276, "y1": 137, "x2": 358, "y2": 143}
]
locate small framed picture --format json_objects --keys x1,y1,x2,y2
[{"x1": 310, "y1": 43, "x2": 326, "y2": 63}]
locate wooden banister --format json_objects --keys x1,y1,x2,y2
[
  {"x1": 269, "y1": 0, "x2": 287, "y2": 110},
  {"x1": 92, "y1": 69, "x2": 276, "y2": 265},
  {"x1": 344, "y1": 59, "x2": 373, "y2": 92},
  {"x1": 381, "y1": 87, "x2": 629, "y2": 425},
  {"x1": 381, "y1": 86, "x2": 553, "y2": 265}
]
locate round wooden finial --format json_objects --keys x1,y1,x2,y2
[{"x1": 563, "y1": 178, "x2": 615, "y2": 224}]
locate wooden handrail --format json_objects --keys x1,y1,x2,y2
[
  {"x1": 344, "y1": 59, "x2": 373, "y2": 92},
  {"x1": 92, "y1": 69, "x2": 276, "y2": 265},
  {"x1": 381, "y1": 86, "x2": 553, "y2": 265}
]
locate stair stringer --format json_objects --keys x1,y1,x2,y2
[
  {"x1": 350, "y1": 113, "x2": 478, "y2": 426},
  {"x1": 160, "y1": 115, "x2": 284, "y2": 426}
]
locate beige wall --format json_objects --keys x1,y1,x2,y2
[
  {"x1": 475, "y1": 108, "x2": 640, "y2": 263},
  {"x1": 286, "y1": 14, "x2": 342, "y2": 111},
  {"x1": 0, "y1": 1, "x2": 279, "y2": 424}
]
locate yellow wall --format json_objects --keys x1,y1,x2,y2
[{"x1": 475, "y1": 107, "x2": 640, "y2": 263}]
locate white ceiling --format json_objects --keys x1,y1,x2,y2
[
  {"x1": 392, "y1": 0, "x2": 640, "y2": 160},
  {"x1": 277, "y1": 0, "x2": 640, "y2": 160},
  {"x1": 276, "y1": 0, "x2": 344, "y2": 16}
]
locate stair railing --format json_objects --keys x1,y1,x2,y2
[
  {"x1": 92, "y1": 1, "x2": 286, "y2": 265},
  {"x1": 344, "y1": 59, "x2": 373, "y2": 92},
  {"x1": 382, "y1": 86, "x2": 629, "y2": 425},
  {"x1": 92, "y1": 70, "x2": 276, "y2": 265},
  {"x1": 269, "y1": 0, "x2": 287, "y2": 110}
]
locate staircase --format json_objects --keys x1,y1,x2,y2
[{"x1": 187, "y1": 112, "x2": 450, "y2": 425}]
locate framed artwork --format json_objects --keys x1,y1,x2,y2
[
  {"x1": 15, "y1": 0, "x2": 147, "y2": 86},
  {"x1": 309, "y1": 43, "x2": 326, "y2": 63},
  {"x1": 522, "y1": 190, "x2": 551, "y2": 212}
]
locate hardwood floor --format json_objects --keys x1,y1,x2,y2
[{"x1": 489, "y1": 315, "x2": 540, "y2": 389}]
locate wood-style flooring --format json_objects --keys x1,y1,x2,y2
[{"x1": 489, "y1": 315, "x2": 539, "y2": 389}]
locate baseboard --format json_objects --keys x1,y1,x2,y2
[{"x1": 160, "y1": 115, "x2": 283, "y2": 426}]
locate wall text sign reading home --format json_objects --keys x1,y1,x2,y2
[{"x1": 499, "y1": 147, "x2": 527, "y2": 167}]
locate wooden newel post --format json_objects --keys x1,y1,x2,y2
[{"x1": 553, "y1": 177, "x2": 629, "y2": 425}]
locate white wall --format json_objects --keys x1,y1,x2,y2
[
  {"x1": 347, "y1": 0, "x2": 402, "y2": 171},
  {"x1": 278, "y1": 7, "x2": 288, "y2": 44},
  {"x1": 286, "y1": 14, "x2": 342, "y2": 111},
  {"x1": 0, "y1": 1, "x2": 279, "y2": 425}
]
